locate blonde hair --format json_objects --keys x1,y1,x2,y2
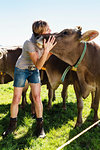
[{"x1": 32, "y1": 20, "x2": 48, "y2": 35}]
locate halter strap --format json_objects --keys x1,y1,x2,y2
[{"x1": 61, "y1": 42, "x2": 87, "y2": 82}]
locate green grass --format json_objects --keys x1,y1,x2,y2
[{"x1": 0, "y1": 82, "x2": 100, "y2": 150}]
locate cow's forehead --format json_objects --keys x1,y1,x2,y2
[
  {"x1": 61, "y1": 28, "x2": 79, "y2": 34},
  {"x1": 56, "y1": 28, "x2": 82, "y2": 39}
]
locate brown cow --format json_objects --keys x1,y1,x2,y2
[
  {"x1": 39, "y1": 68, "x2": 69, "y2": 110},
  {"x1": 0, "y1": 47, "x2": 29, "y2": 107},
  {"x1": 36, "y1": 28, "x2": 100, "y2": 124},
  {"x1": 44, "y1": 55, "x2": 83, "y2": 127}
]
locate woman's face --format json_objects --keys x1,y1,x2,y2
[{"x1": 42, "y1": 25, "x2": 51, "y2": 34}]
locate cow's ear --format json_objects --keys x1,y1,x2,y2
[
  {"x1": 36, "y1": 36, "x2": 44, "y2": 49},
  {"x1": 80, "y1": 30, "x2": 99, "y2": 42}
]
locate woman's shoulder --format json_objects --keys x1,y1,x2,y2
[
  {"x1": 23, "y1": 40, "x2": 33, "y2": 46},
  {"x1": 23, "y1": 40, "x2": 36, "y2": 52},
  {"x1": 23, "y1": 40, "x2": 35, "y2": 48}
]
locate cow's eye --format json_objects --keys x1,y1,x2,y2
[{"x1": 63, "y1": 31, "x2": 68, "y2": 35}]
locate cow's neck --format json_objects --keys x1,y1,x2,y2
[
  {"x1": 51, "y1": 42, "x2": 85, "y2": 66},
  {"x1": 82, "y1": 42, "x2": 100, "y2": 75}
]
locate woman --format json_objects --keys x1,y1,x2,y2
[{"x1": 2, "y1": 20, "x2": 56, "y2": 138}]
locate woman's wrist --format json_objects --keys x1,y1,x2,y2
[{"x1": 43, "y1": 48, "x2": 49, "y2": 55}]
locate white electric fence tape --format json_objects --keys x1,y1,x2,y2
[{"x1": 57, "y1": 120, "x2": 100, "y2": 150}]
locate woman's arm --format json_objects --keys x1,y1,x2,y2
[
  {"x1": 46, "y1": 52, "x2": 52, "y2": 60},
  {"x1": 29, "y1": 36, "x2": 56, "y2": 70}
]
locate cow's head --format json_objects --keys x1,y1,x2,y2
[{"x1": 36, "y1": 27, "x2": 99, "y2": 66}]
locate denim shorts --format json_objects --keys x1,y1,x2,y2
[{"x1": 13, "y1": 67, "x2": 40, "y2": 87}]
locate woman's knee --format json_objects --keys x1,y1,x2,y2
[
  {"x1": 33, "y1": 95, "x2": 41, "y2": 104},
  {"x1": 12, "y1": 95, "x2": 21, "y2": 105}
]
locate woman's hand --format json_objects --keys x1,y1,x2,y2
[
  {"x1": 31, "y1": 36, "x2": 57, "y2": 70},
  {"x1": 43, "y1": 36, "x2": 57, "y2": 53}
]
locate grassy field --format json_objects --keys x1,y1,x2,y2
[{"x1": 0, "y1": 82, "x2": 100, "y2": 150}]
